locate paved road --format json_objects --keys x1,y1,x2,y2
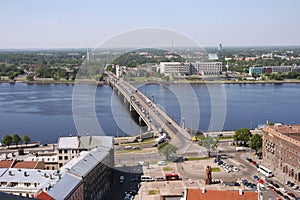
[{"x1": 110, "y1": 76, "x2": 198, "y2": 158}]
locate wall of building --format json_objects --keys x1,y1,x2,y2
[{"x1": 262, "y1": 126, "x2": 300, "y2": 182}]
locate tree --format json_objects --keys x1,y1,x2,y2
[
  {"x1": 233, "y1": 128, "x2": 252, "y2": 146},
  {"x1": 12, "y1": 134, "x2": 21, "y2": 147},
  {"x1": 22, "y1": 134, "x2": 31, "y2": 147},
  {"x1": 250, "y1": 134, "x2": 262, "y2": 153},
  {"x1": 199, "y1": 136, "x2": 219, "y2": 158},
  {"x1": 158, "y1": 142, "x2": 177, "y2": 161},
  {"x1": 2, "y1": 135, "x2": 12, "y2": 147},
  {"x1": 26, "y1": 74, "x2": 34, "y2": 81}
]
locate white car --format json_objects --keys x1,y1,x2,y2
[
  {"x1": 157, "y1": 161, "x2": 167, "y2": 166},
  {"x1": 124, "y1": 146, "x2": 132, "y2": 149},
  {"x1": 138, "y1": 161, "x2": 147, "y2": 166},
  {"x1": 279, "y1": 187, "x2": 287, "y2": 193},
  {"x1": 233, "y1": 167, "x2": 239, "y2": 172},
  {"x1": 292, "y1": 185, "x2": 299, "y2": 190}
]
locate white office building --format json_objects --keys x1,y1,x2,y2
[{"x1": 159, "y1": 61, "x2": 222, "y2": 76}]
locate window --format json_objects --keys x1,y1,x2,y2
[
  {"x1": 64, "y1": 150, "x2": 68, "y2": 153},
  {"x1": 64, "y1": 156, "x2": 68, "y2": 160},
  {"x1": 59, "y1": 156, "x2": 63, "y2": 160},
  {"x1": 24, "y1": 183, "x2": 31, "y2": 187},
  {"x1": 59, "y1": 150, "x2": 62, "y2": 153},
  {"x1": 11, "y1": 182, "x2": 18, "y2": 187}
]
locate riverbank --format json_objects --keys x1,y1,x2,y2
[
  {"x1": 1, "y1": 76, "x2": 300, "y2": 85},
  {"x1": 0, "y1": 77, "x2": 105, "y2": 85},
  {"x1": 128, "y1": 79, "x2": 300, "y2": 85}
]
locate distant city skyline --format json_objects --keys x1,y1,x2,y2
[{"x1": 1, "y1": 0, "x2": 300, "y2": 48}]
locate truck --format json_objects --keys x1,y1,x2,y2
[{"x1": 236, "y1": 147, "x2": 244, "y2": 151}]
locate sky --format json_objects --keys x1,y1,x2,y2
[{"x1": 1, "y1": 0, "x2": 300, "y2": 49}]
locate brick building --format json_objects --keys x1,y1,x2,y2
[{"x1": 262, "y1": 124, "x2": 300, "y2": 183}]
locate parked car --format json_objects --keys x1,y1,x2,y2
[
  {"x1": 138, "y1": 161, "x2": 147, "y2": 166},
  {"x1": 253, "y1": 175, "x2": 259, "y2": 181},
  {"x1": 273, "y1": 183, "x2": 280, "y2": 188},
  {"x1": 156, "y1": 176, "x2": 164, "y2": 181},
  {"x1": 287, "y1": 192, "x2": 295, "y2": 198},
  {"x1": 279, "y1": 187, "x2": 287, "y2": 193},
  {"x1": 292, "y1": 185, "x2": 299, "y2": 190}
]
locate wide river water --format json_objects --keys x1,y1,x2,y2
[{"x1": 0, "y1": 82, "x2": 299, "y2": 144}]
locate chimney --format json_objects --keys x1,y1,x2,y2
[
  {"x1": 239, "y1": 189, "x2": 243, "y2": 196},
  {"x1": 202, "y1": 188, "x2": 206, "y2": 194}
]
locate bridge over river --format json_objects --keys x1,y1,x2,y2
[{"x1": 107, "y1": 73, "x2": 205, "y2": 156}]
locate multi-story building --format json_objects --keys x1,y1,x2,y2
[
  {"x1": 262, "y1": 124, "x2": 300, "y2": 183},
  {"x1": 57, "y1": 135, "x2": 113, "y2": 167},
  {"x1": 0, "y1": 139, "x2": 114, "y2": 199},
  {"x1": 159, "y1": 62, "x2": 190, "y2": 76},
  {"x1": 159, "y1": 62, "x2": 222, "y2": 76},
  {"x1": 44, "y1": 146, "x2": 114, "y2": 200},
  {"x1": 248, "y1": 65, "x2": 300, "y2": 75},
  {"x1": 0, "y1": 168, "x2": 60, "y2": 198},
  {"x1": 190, "y1": 62, "x2": 222, "y2": 76}
]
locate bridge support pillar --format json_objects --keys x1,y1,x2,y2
[
  {"x1": 139, "y1": 116, "x2": 142, "y2": 126},
  {"x1": 129, "y1": 104, "x2": 132, "y2": 112}
]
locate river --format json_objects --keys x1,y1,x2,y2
[{"x1": 0, "y1": 82, "x2": 299, "y2": 144}]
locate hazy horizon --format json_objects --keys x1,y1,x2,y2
[{"x1": 1, "y1": 0, "x2": 300, "y2": 48}]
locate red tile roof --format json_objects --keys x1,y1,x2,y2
[
  {"x1": 35, "y1": 191, "x2": 55, "y2": 200},
  {"x1": 12, "y1": 161, "x2": 39, "y2": 169},
  {"x1": 0, "y1": 160, "x2": 14, "y2": 168},
  {"x1": 186, "y1": 189, "x2": 258, "y2": 200}
]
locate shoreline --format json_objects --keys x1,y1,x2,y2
[{"x1": 1, "y1": 78, "x2": 300, "y2": 85}]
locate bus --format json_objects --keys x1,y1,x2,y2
[
  {"x1": 257, "y1": 165, "x2": 273, "y2": 177},
  {"x1": 165, "y1": 173, "x2": 180, "y2": 181}
]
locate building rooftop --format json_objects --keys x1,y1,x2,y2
[
  {"x1": 0, "y1": 160, "x2": 14, "y2": 168},
  {"x1": 57, "y1": 136, "x2": 113, "y2": 150},
  {"x1": 34, "y1": 191, "x2": 55, "y2": 200},
  {"x1": 185, "y1": 188, "x2": 258, "y2": 200},
  {"x1": 12, "y1": 161, "x2": 40, "y2": 169},
  {"x1": 60, "y1": 147, "x2": 110, "y2": 178},
  {"x1": 269, "y1": 124, "x2": 300, "y2": 142},
  {"x1": 46, "y1": 173, "x2": 81, "y2": 200},
  {"x1": 0, "y1": 168, "x2": 59, "y2": 191}
]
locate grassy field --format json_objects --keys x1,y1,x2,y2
[
  {"x1": 185, "y1": 157, "x2": 209, "y2": 161},
  {"x1": 148, "y1": 190, "x2": 159, "y2": 195},
  {"x1": 163, "y1": 167, "x2": 174, "y2": 171},
  {"x1": 211, "y1": 167, "x2": 221, "y2": 172}
]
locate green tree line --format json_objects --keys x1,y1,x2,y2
[{"x1": 2, "y1": 134, "x2": 31, "y2": 147}]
